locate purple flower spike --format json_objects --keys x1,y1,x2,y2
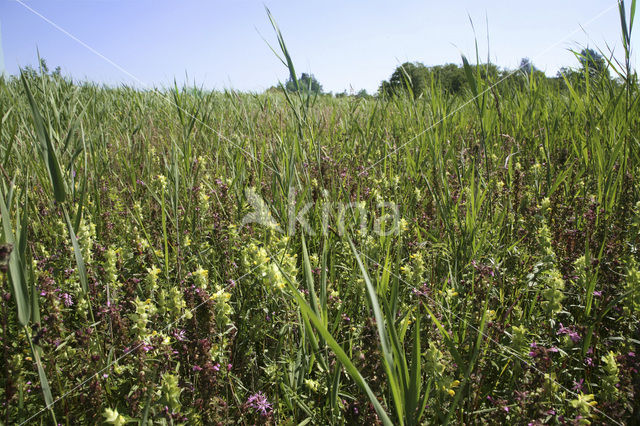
[
  {"x1": 61, "y1": 293, "x2": 74, "y2": 307},
  {"x1": 246, "y1": 392, "x2": 272, "y2": 417}
]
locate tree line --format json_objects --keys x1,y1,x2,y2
[{"x1": 280, "y1": 48, "x2": 611, "y2": 98}]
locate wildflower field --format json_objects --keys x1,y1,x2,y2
[{"x1": 1, "y1": 6, "x2": 640, "y2": 426}]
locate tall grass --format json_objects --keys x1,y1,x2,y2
[{"x1": 0, "y1": 2, "x2": 638, "y2": 424}]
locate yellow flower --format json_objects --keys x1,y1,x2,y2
[
  {"x1": 103, "y1": 408, "x2": 127, "y2": 426},
  {"x1": 193, "y1": 266, "x2": 209, "y2": 289},
  {"x1": 156, "y1": 174, "x2": 167, "y2": 190},
  {"x1": 570, "y1": 393, "x2": 597, "y2": 416},
  {"x1": 305, "y1": 379, "x2": 320, "y2": 392}
]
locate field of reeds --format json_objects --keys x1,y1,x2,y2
[{"x1": 1, "y1": 5, "x2": 639, "y2": 425}]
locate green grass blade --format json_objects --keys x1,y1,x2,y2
[
  {"x1": 348, "y1": 237, "x2": 404, "y2": 424},
  {"x1": 63, "y1": 206, "x2": 89, "y2": 295},
  {"x1": 26, "y1": 304, "x2": 56, "y2": 423},
  {"x1": 286, "y1": 280, "x2": 393, "y2": 426},
  {"x1": 630, "y1": 0, "x2": 637, "y2": 34},
  {"x1": 21, "y1": 73, "x2": 67, "y2": 203},
  {"x1": 0, "y1": 187, "x2": 30, "y2": 326},
  {"x1": 407, "y1": 312, "x2": 421, "y2": 424},
  {"x1": 301, "y1": 233, "x2": 321, "y2": 318},
  {"x1": 461, "y1": 55, "x2": 479, "y2": 101}
]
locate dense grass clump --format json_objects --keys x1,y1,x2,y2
[{"x1": 1, "y1": 8, "x2": 640, "y2": 424}]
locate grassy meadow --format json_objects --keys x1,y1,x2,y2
[{"x1": 1, "y1": 8, "x2": 640, "y2": 425}]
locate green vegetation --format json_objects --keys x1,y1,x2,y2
[
  {"x1": 0, "y1": 2, "x2": 639, "y2": 424},
  {"x1": 380, "y1": 61, "x2": 473, "y2": 97},
  {"x1": 286, "y1": 72, "x2": 323, "y2": 95}
]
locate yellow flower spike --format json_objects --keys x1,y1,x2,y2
[{"x1": 447, "y1": 389, "x2": 456, "y2": 397}]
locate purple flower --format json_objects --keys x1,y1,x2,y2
[
  {"x1": 212, "y1": 363, "x2": 220, "y2": 372},
  {"x1": 557, "y1": 323, "x2": 581, "y2": 343},
  {"x1": 585, "y1": 357, "x2": 594, "y2": 366},
  {"x1": 593, "y1": 290, "x2": 602, "y2": 297},
  {"x1": 192, "y1": 365, "x2": 202, "y2": 372},
  {"x1": 572, "y1": 378, "x2": 584, "y2": 391},
  {"x1": 246, "y1": 392, "x2": 272, "y2": 417},
  {"x1": 568, "y1": 331, "x2": 581, "y2": 343},
  {"x1": 61, "y1": 293, "x2": 74, "y2": 307}
]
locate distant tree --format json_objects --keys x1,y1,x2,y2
[
  {"x1": 355, "y1": 89, "x2": 369, "y2": 99},
  {"x1": 430, "y1": 63, "x2": 466, "y2": 94},
  {"x1": 379, "y1": 61, "x2": 505, "y2": 98},
  {"x1": 518, "y1": 57, "x2": 539, "y2": 75},
  {"x1": 265, "y1": 86, "x2": 282, "y2": 95},
  {"x1": 554, "y1": 66, "x2": 583, "y2": 89},
  {"x1": 335, "y1": 90, "x2": 348, "y2": 98},
  {"x1": 477, "y1": 63, "x2": 501, "y2": 81},
  {"x1": 379, "y1": 62, "x2": 430, "y2": 98},
  {"x1": 20, "y1": 58, "x2": 63, "y2": 81},
  {"x1": 556, "y1": 66, "x2": 572, "y2": 77},
  {"x1": 286, "y1": 72, "x2": 322, "y2": 94},
  {"x1": 578, "y1": 48, "x2": 608, "y2": 79}
]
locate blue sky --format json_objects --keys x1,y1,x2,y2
[{"x1": 0, "y1": 0, "x2": 636, "y2": 93}]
